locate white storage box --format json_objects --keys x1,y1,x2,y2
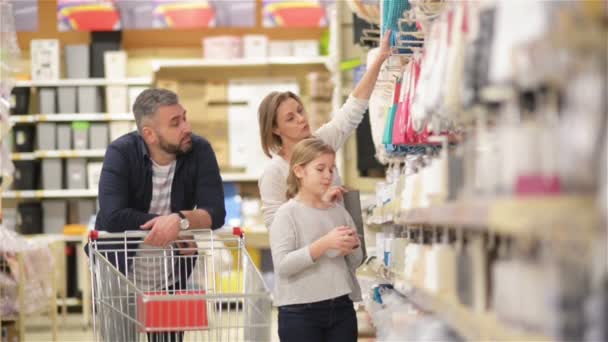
[
  {"x1": 66, "y1": 158, "x2": 87, "y2": 189},
  {"x1": 203, "y1": 36, "x2": 242, "y2": 59},
  {"x1": 128, "y1": 86, "x2": 147, "y2": 111},
  {"x1": 292, "y1": 40, "x2": 319, "y2": 57},
  {"x1": 31, "y1": 39, "x2": 60, "y2": 81},
  {"x1": 109, "y1": 121, "x2": 134, "y2": 142},
  {"x1": 87, "y1": 162, "x2": 103, "y2": 190},
  {"x1": 105, "y1": 85, "x2": 128, "y2": 113},
  {"x1": 42, "y1": 200, "x2": 67, "y2": 234},
  {"x1": 269, "y1": 41, "x2": 293, "y2": 57},
  {"x1": 104, "y1": 51, "x2": 127, "y2": 79},
  {"x1": 243, "y1": 35, "x2": 268, "y2": 59}
]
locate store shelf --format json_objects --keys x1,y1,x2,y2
[
  {"x1": 2, "y1": 189, "x2": 98, "y2": 199},
  {"x1": 365, "y1": 260, "x2": 551, "y2": 342},
  {"x1": 392, "y1": 279, "x2": 551, "y2": 342},
  {"x1": 11, "y1": 149, "x2": 106, "y2": 160},
  {"x1": 368, "y1": 195, "x2": 597, "y2": 241},
  {"x1": 221, "y1": 172, "x2": 259, "y2": 182},
  {"x1": 15, "y1": 77, "x2": 152, "y2": 87},
  {"x1": 56, "y1": 298, "x2": 82, "y2": 307},
  {"x1": 9, "y1": 113, "x2": 134, "y2": 123},
  {"x1": 1, "y1": 315, "x2": 17, "y2": 322},
  {"x1": 152, "y1": 57, "x2": 331, "y2": 71}
]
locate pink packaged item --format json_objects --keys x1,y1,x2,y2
[{"x1": 203, "y1": 36, "x2": 243, "y2": 59}]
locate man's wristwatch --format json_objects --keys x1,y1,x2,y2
[{"x1": 176, "y1": 211, "x2": 190, "y2": 230}]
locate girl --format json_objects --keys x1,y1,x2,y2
[
  {"x1": 269, "y1": 138, "x2": 363, "y2": 342},
  {"x1": 258, "y1": 31, "x2": 392, "y2": 228}
]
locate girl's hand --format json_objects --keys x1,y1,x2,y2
[
  {"x1": 323, "y1": 226, "x2": 359, "y2": 255},
  {"x1": 322, "y1": 186, "x2": 347, "y2": 204}
]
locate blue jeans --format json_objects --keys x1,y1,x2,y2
[{"x1": 278, "y1": 295, "x2": 357, "y2": 342}]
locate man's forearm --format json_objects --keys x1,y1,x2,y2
[{"x1": 182, "y1": 209, "x2": 213, "y2": 229}]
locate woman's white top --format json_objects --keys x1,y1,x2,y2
[{"x1": 258, "y1": 95, "x2": 369, "y2": 228}]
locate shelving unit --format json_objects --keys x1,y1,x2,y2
[
  {"x1": 2, "y1": 171, "x2": 258, "y2": 199},
  {"x1": 364, "y1": 260, "x2": 552, "y2": 342},
  {"x1": 9, "y1": 113, "x2": 134, "y2": 123},
  {"x1": 367, "y1": 195, "x2": 597, "y2": 241},
  {"x1": 151, "y1": 56, "x2": 331, "y2": 71},
  {"x1": 11, "y1": 149, "x2": 106, "y2": 160},
  {"x1": 2, "y1": 189, "x2": 98, "y2": 199},
  {"x1": 14, "y1": 77, "x2": 152, "y2": 88}
]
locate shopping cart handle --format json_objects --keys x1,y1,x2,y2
[
  {"x1": 89, "y1": 230, "x2": 99, "y2": 241},
  {"x1": 233, "y1": 227, "x2": 244, "y2": 238}
]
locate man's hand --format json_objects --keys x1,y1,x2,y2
[{"x1": 141, "y1": 214, "x2": 181, "y2": 247}]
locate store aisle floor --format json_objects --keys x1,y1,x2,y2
[
  {"x1": 24, "y1": 310, "x2": 281, "y2": 342},
  {"x1": 24, "y1": 309, "x2": 376, "y2": 341}
]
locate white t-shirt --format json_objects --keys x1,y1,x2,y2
[{"x1": 130, "y1": 160, "x2": 178, "y2": 291}]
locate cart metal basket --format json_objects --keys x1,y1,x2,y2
[{"x1": 88, "y1": 228, "x2": 271, "y2": 342}]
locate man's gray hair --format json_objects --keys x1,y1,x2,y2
[{"x1": 132, "y1": 88, "x2": 179, "y2": 132}]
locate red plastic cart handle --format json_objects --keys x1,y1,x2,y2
[{"x1": 233, "y1": 227, "x2": 244, "y2": 238}]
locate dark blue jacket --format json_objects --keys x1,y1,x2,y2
[{"x1": 90, "y1": 131, "x2": 226, "y2": 280}]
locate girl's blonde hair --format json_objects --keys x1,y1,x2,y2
[
  {"x1": 258, "y1": 91, "x2": 304, "y2": 158},
  {"x1": 286, "y1": 138, "x2": 335, "y2": 199}
]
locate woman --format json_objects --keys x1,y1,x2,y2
[{"x1": 258, "y1": 31, "x2": 392, "y2": 228}]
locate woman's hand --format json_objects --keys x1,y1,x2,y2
[
  {"x1": 351, "y1": 30, "x2": 393, "y2": 100},
  {"x1": 322, "y1": 185, "x2": 347, "y2": 204},
  {"x1": 376, "y1": 29, "x2": 392, "y2": 62}
]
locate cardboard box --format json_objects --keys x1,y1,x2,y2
[
  {"x1": 156, "y1": 79, "x2": 179, "y2": 93},
  {"x1": 206, "y1": 137, "x2": 229, "y2": 168},
  {"x1": 105, "y1": 85, "x2": 128, "y2": 113},
  {"x1": 205, "y1": 82, "x2": 227, "y2": 103},
  {"x1": 104, "y1": 51, "x2": 127, "y2": 79},
  {"x1": 31, "y1": 39, "x2": 60, "y2": 80},
  {"x1": 204, "y1": 103, "x2": 229, "y2": 122}
]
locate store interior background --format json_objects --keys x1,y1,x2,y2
[{"x1": 1, "y1": 0, "x2": 606, "y2": 342}]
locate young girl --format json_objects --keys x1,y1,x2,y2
[{"x1": 269, "y1": 138, "x2": 363, "y2": 342}]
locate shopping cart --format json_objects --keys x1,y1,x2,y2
[{"x1": 88, "y1": 228, "x2": 272, "y2": 342}]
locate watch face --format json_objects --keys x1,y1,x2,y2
[{"x1": 180, "y1": 218, "x2": 189, "y2": 230}]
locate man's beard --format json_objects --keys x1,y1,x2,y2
[{"x1": 158, "y1": 134, "x2": 192, "y2": 156}]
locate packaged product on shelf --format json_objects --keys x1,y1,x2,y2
[
  {"x1": 65, "y1": 44, "x2": 89, "y2": 79},
  {"x1": 103, "y1": 51, "x2": 127, "y2": 79},
  {"x1": 30, "y1": 39, "x2": 60, "y2": 81},
  {"x1": 243, "y1": 35, "x2": 268, "y2": 59}
]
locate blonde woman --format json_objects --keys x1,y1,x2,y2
[
  {"x1": 269, "y1": 138, "x2": 362, "y2": 342},
  {"x1": 258, "y1": 32, "x2": 392, "y2": 228}
]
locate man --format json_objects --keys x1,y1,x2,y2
[{"x1": 94, "y1": 88, "x2": 226, "y2": 342}]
